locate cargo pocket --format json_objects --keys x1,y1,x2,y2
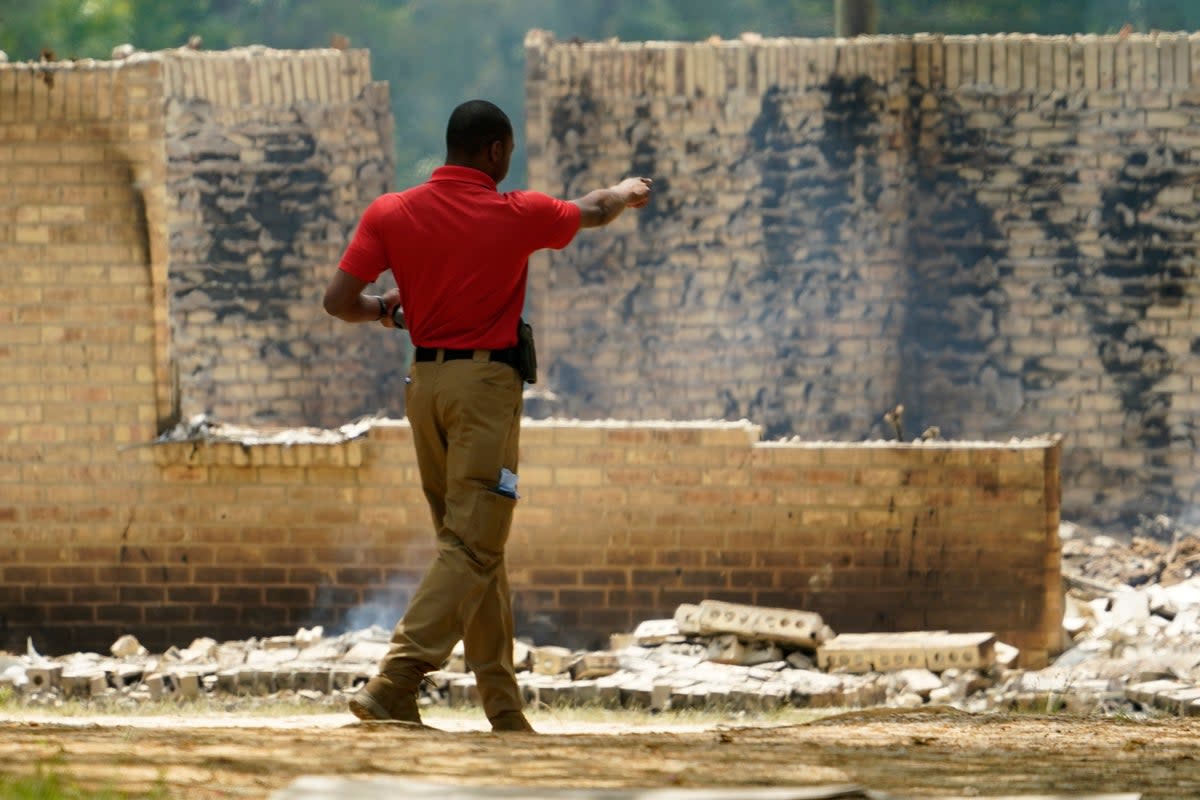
[{"x1": 464, "y1": 487, "x2": 517, "y2": 566}]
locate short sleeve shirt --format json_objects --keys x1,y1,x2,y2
[{"x1": 338, "y1": 165, "x2": 581, "y2": 350}]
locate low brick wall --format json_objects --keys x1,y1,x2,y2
[{"x1": 1, "y1": 420, "x2": 1063, "y2": 667}]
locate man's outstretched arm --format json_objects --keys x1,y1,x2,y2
[{"x1": 572, "y1": 177, "x2": 653, "y2": 228}]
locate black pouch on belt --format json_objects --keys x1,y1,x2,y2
[{"x1": 515, "y1": 318, "x2": 537, "y2": 384}]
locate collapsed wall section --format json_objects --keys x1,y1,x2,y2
[
  {"x1": 525, "y1": 33, "x2": 1200, "y2": 527},
  {"x1": 163, "y1": 49, "x2": 402, "y2": 427}
]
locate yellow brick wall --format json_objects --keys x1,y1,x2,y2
[
  {"x1": 0, "y1": 59, "x2": 169, "y2": 649},
  {"x1": 1, "y1": 46, "x2": 1061, "y2": 668}
]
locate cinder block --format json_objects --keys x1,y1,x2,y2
[
  {"x1": 25, "y1": 664, "x2": 63, "y2": 691},
  {"x1": 531, "y1": 646, "x2": 575, "y2": 676},
  {"x1": 1126, "y1": 679, "x2": 1190, "y2": 706},
  {"x1": 290, "y1": 669, "x2": 333, "y2": 694},
  {"x1": 174, "y1": 672, "x2": 202, "y2": 699},
  {"x1": 706, "y1": 634, "x2": 748, "y2": 665},
  {"x1": 569, "y1": 651, "x2": 619, "y2": 680},
  {"x1": 60, "y1": 672, "x2": 95, "y2": 698},
  {"x1": 632, "y1": 618, "x2": 681, "y2": 645},
  {"x1": 818, "y1": 632, "x2": 996, "y2": 673},
  {"x1": 673, "y1": 603, "x2": 703, "y2": 635},
  {"x1": 1155, "y1": 687, "x2": 1200, "y2": 715},
  {"x1": 144, "y1": 673, "x2": 165, "y2": 700},
  {"x1": 447, "y1": 676, "x2": 479, "y2": 707}
]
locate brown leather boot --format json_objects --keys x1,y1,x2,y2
[
  {"x1": 488, "y1": 710, "x2": 535, "y2": 733},
  {"x1": 349, "y1": 675, "x2": 422, "y2": 724}
]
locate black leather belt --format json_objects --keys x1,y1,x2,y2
[{"x1": 414, "y1": 346, "x2": 518, "y2": 365}]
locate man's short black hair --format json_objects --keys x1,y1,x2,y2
[{"x1": 446, "y1": 99, "x2": 513, "y2": 157}]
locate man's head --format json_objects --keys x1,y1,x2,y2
[{"x1": 445, "y1": 99, "x2": 514, "y2": 185}]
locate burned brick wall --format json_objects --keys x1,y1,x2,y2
[
  {"x1": 526, "y1": 32, "x2": 1200, "y2": 526},
  {"x1": 163, "y1": 50, "x2": 405, "y2": 427}
]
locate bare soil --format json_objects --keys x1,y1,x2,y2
[{"x1": 2, "y1": 708, "x2": 1199, "y2": 798}]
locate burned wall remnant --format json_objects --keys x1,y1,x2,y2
[
  {"x1": 525, "y1": 31, "x2": 1200, "y2": 527},
  {"x1": 162, "y1": 49, "x2": 403, "y2": 427}
]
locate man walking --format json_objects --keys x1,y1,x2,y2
[{"x1": 322, "y1": 99, "x2": 651, "y2": 732}]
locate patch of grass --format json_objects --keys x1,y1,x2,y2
[{"x1": 0, "y1": 766, "x2": 169, "y2": 799}]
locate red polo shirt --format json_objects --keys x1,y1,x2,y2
[{"x1": 338, "y1": 166, "x2": 581, "y2": 350}]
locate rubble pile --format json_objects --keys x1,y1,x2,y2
[{"x1": 2, "y1": 520, "x2": 1199, "y2": 718}]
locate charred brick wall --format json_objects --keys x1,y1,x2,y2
[
  {"x1": 525, "y1": 32, "x2": 1200, "y2": 527},
  {"x1": 162, "y1": 50, "x2": 402, "y2": 427}
]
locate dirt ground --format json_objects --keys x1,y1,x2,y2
[{"x1": 2, "y1": 708, "x2": 1199, "y2": 799}]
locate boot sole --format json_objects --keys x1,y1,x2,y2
[
  {"x1": 348, "y1": 689, "x2": 391, "y2": 722},
  {"x1": 349, "y1": 687, "x2": 426, "y2": 727}
]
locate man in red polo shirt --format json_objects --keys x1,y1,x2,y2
[{"x1": 323, "y1": 99, "x2": 651, "y2": 732}]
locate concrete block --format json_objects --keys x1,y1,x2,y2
[
  {"x1": 110, "y1": 665, "x2": 144, "y2": 688},
  {"x1": 924, "y1": 633, "x2": 997, "y2": 671},
  {"x1": 535, "y1": 683, "x2": 567, "y2": 707},
  {"x1": 144, "y1": 673, "x2": 165, "y2": 700},
  {"x1": 25, "y1": 664, "x2": 63, "y2": 691},
  {"x1": 174, "y1": 671, "x2": 202, "y2": 698},
  {"x1": 448, "y1": 676, "x2": 479, "y2": 707},
  {"x1": 291, "y1": 668, "x2": 333, "y2": 694},
  {"x1": 619, "y1": 681, "x2": 654, "y2": 709},
  {"x1": 237, "y1": 669, "x2": 269, "y2": 694},
  {"x1": 595, "y1": 679, "x2": 624, "y2": 709},
  {"x1": 216, "y1": 669, "x2": 239, "y2": 694},
  {"x1": 60, "y1": 672, "x2": 98, "y2": 698},
  {"x1": 706, "y1": 634, "x2": 748, "y2": 665},
  {"x1": 569, "y1": 651, "x2": 620, "y2": 680},
  {"x1": 608, "y1": 633, "x2": 637, "y2": 651},
  {"x1": 344, "y1": 640, "x2": 389, "y2": 663},
  {"x1": 110, "y1": 634, "x2": 146, "y2": 658},
  {"x1": 531, "y1": 646, "x2": 575, "y2": 676},
  {"x1": 650, "y1": 682, "x2": 673, "y2": 711},
  {"x1": 513, "y1": 639, "x2": 532, "y2": 671},
  {"x1": 818, "y1": 631, "x2": 995, "y2": 673},
  {"x1": 1126, "y1": 679, "x2": 1190, "y2": 706},
  {"x1": 696, "y1": 600, "x2": 828, "y2": 649},
  {"x1": 1155, "y1": 687, "x2": 1200, "y2": 715},
  {"x1": 895, "y1": 668, "x2": 943, "y2": 698},
  {"x1": 673, "y1": 603, "x2": 703, "y2": 635},
  {"x1": 572, "y1": 679, "x2": 598, "y2": 705},
  {"x1": 632, "y1": 619, "x2": 681, "y2": 646}
]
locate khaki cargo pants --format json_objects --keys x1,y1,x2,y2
[{"x1": 379, "y1": 352, "x2": 524, "y2": 720}]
